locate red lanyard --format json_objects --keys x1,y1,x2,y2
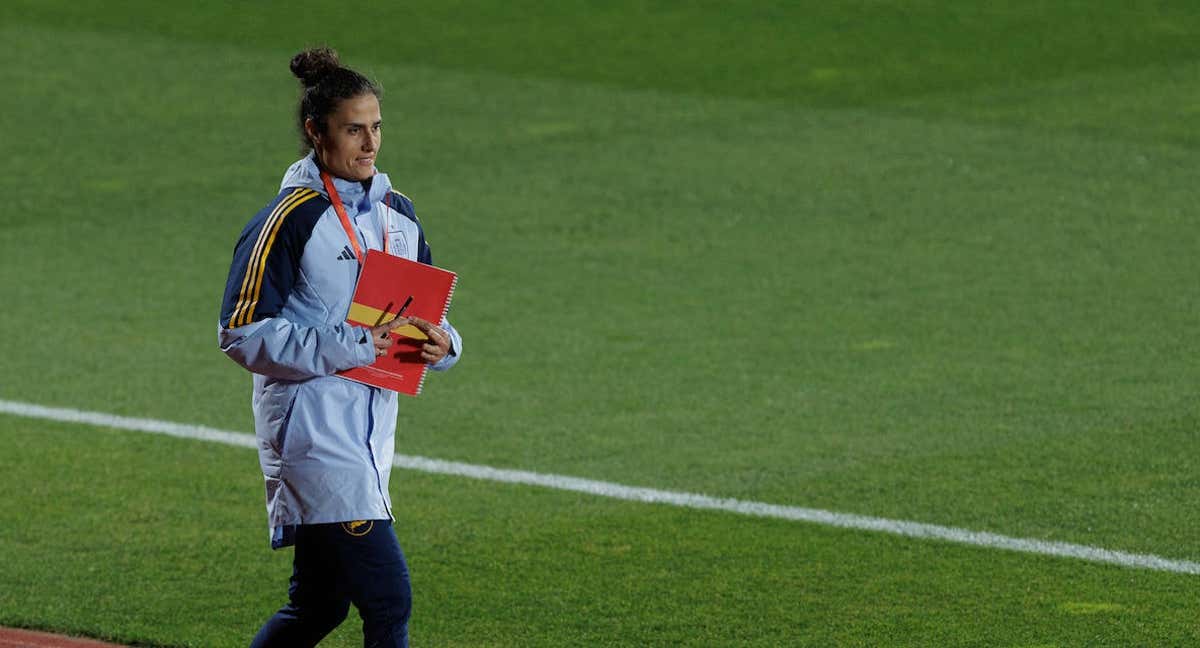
[{"x1": 321, "y1": 170, "x2": 388, "y2": 265}]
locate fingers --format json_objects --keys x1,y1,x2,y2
[
  {"x1": 429, "y1": 331, "x2": 450, "y2": 355},
  {"x1": 371, "y1": 319, "x2": 405, "y2": 359},
  {"x1": 366, "y1": 316, "x2": 450, "y2": 362},
  {"x1": 407, "y1": 316, "x2": 449, "y2": 349},
  {"x1": 414, "y1": 317, "x2": 450, "y2": 362},
  {"x1": 371, "y1": 316, "x2": 410, "y2": 336},
  {"x1": 368, "y1": 317, "x2": 411, "y2": 362},
  {"x1": 420, "y1": 342, "x2": 446, "y2": 363},
  {"x1": 405, "y1": 316, "x2": 433, "y2": 332},
  {"x1": 373, "y1": 336, "x2": 393, "y2": 358}
]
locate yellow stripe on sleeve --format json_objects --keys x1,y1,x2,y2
[
  {"x1": 229, "y1": 188, "x2": 313, "y2": 327},
  {"x1": 230, "y1": 188, "x2": 318, "y2": 327}
]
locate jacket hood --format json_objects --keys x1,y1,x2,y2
[{"x1": 280, "y1": 152, "x2": 393, "y2": 216}]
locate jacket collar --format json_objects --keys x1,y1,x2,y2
[{"x1": 280, "y1": 152, "x2": 393, "y2": 217}]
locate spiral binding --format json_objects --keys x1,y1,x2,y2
[{"x1": 413, "y1": 271, "x2": 457, "y2": 396}]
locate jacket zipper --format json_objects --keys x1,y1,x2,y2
[{"x1": 365, "y1": 387, "x2": 393, "y2": 520}]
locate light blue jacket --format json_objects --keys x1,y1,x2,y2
[{"x1": 217, "y1": 154, "x2": 461, "y2": 548}]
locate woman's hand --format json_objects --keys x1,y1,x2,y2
[
  {"x1": 405, "y1": 316, "x2": 452, "y2": 364},
  {"x1": 370, "y1": 317, "x2": 411, "y2": 357}
]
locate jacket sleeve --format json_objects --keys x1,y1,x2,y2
[
  {"x1": 217, "y1": 188, "x2": 375, "y2": 380},
  {"x1": 218, "y1": 318, "x2": 376, "y2": 381}
]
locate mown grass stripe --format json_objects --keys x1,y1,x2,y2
[{"x1": 2, "y1": 398, "x2": 1197, "y2": 576}]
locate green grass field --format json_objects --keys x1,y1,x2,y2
[{"x1": 3, "y1": 2, "x2": 1199, "y2": 645}]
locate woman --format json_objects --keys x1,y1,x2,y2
[{"x1": 217, "y1": 47, "x2": 462, "y2": 647}]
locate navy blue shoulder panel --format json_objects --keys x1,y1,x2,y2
[
  {"x1": 220, "y1": 187, "x2": 330, "y2": 328},
  {"x1": 384, "y1": 190, "x2": 417, "y2": 223},
  {"x1": 384, "y1": 190, "x2": 432, "y2": 265}
]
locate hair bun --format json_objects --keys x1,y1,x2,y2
[{"x1": 290, "y1": 47, "x2": 341, "y2": 87}]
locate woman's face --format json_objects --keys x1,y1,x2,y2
[{"x1": 308, "y1": 93, "x2": 382, "y2": 182}]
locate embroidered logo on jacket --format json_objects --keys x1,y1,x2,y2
[
  {"x1": 336, "y1": 245, "x2": 356, "y2": 261},
  {"x1": 388, "y1": 233, "x2": 409, "y2": 258}
]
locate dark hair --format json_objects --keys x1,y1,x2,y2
[{"x1": 290, "y1": 47, "x2": 381, "y2": 152}]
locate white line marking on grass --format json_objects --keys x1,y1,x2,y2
[{"x1": 2, "y1": 398, "x2": 1198, "y2": 576}]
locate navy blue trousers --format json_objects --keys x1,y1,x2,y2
[{"x1": 250, "y1": 520, "x2": 411, "y2": 648}]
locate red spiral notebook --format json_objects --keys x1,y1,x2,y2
[{"x1": 338, "y1": 249, "x2": 458, "y2": 396}]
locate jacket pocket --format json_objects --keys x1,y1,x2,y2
[{"x1": 257, "y1": 380, "x2": 302, "y2": 457}]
